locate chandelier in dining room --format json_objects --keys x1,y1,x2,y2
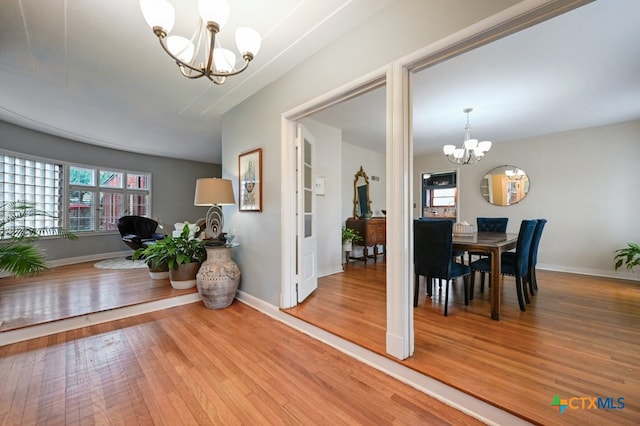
[
  {"x1": 139, "y1": 0, "x2": 261, "y2": 85},
  {"x1": 443, "y1": 108, "x2": 492, "y2": 165}
]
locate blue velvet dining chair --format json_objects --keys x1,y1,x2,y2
[
  {"x1": 414, "y1": 219, "x2": 471, "y2": 316},
  {"x1": 419, "y1": 217, "x2": 465, "y2": 263},
  {"x1": 468, "y1": 217, "x2": 509, "y2": 293},
  {"x1": 524, "y1": 218, "x2": 547, "y2": 296},
  {"x1": 469, "y1": 219, "x2": 537, "y2": 312}
]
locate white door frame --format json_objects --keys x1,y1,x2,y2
[
  {"x1": 280, "y1": 70, "x2": 389, "y2": 310},
  {"x1": 280, "y1": 0, "x2": 590, "y2": 360}
]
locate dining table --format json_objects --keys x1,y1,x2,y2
[{"x1": 453, "y1": 232, "x2": 519, "y2": 320}]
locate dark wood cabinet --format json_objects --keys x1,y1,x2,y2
[{"x1": 345, "y1": 217, "x2": 386, "y2": 264}]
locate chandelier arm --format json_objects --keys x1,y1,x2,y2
[
  {"x1": 204, "y1": 22, "x2": 218, "y2": 78},
  {"x1": 178, "y1": 67, "x2": 208, "y2": 79},
  {"x1": 157, "y1": 36, "x2": 207, "y2": 76},
  {"x1": 156, "y1": 34, "x2": 253, "y2": 79},
  {"x1": 208, "y1": 75, "x2": 227, "y2": 85},
  {"x1": 203, "y1": 58, "x2": 253, "y2": 79}
]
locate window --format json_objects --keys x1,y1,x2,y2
[
  {"x1": 431, "y1": 188, "x2": 457, "y2": 207},
  {"x1": 1, "y1": 149, "x2": 151, "y2": 237},
  {"x1": 1, "y1": 154, "x2": 64, "y2": 233}
]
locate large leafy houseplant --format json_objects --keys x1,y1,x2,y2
[
  {"x1": 0, "y1": 201, "x2": 77, "y2": 277},
  {"x1": 134, "y1": 224, "x2": 206, "y2": 271},
  {"x1": 614, "y1": 242, "x2": 640, "y2": 272}
]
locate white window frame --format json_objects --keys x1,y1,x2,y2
[{"x1": 1, "y1": 148, "x2": 152, "y2": 237}]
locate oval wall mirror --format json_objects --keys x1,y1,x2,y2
[{"x1": 480, "y1": 165, "x2": 530, "y2": 206}]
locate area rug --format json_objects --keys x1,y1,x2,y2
[{"x1": 94, "y1": 257, "x2": 147, "y2": 270}]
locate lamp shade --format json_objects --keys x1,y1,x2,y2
[
  {"x1": 198, "y1": 0, "x2": 230, "y2": 27},
  {"x1": 140, "y1": 0, "x2": 175, "y2": 32},
  {"x1": 236, "y1": 27, "x2": 261, "y2": 56},
  {"x1": 194, "y1": 178, "x2": 235, "y2": 206}
]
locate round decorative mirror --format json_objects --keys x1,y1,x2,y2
[{"x1": 480, "y1": 165, "x2": 530, "y2": 206}]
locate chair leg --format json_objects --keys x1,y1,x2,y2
[
  {"x1": 529, "y1": 268, "x2": 538, "y2": 294},
  {"x1": 414, "y1": 275, "x2": 419, "y2": 307},
  {"x1": 426, "y1": 276, "x2": 432, "y2": 297},
  {"x1": 515, "y1": 276, "x2": 526, "y2": 312},
  {"x1": 523, "y1": 277, "x2": 531, "y2": 304},
  {"x1": 480, "y1": 272, "x2": 486, "y2": 293},
  {"x1": 463, "y1": 276, "x2": 469, "y2": 306},
  {"x1": 444, "y1": 279, "x2": 449, "y2": 316},
  {"x1": 469, "y1": 271, "x2": 476, "y2": 300}
]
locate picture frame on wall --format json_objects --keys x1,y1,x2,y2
[{"x1": 239, "y1": 148, "x2": 262, "y2": 212}]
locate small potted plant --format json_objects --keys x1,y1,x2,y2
[
  {"x1": 614, "y1": 242, "x2": 640, "y2": 273},
  {"x1": 135, "y1": 224, "x2": 206, "y2": 288},
  {"x1": 341, "y1": 225, "x2": 362, "y2": 252},
  {"x1": 133, "y1": 240, "x2": 170, "y2": 280}
]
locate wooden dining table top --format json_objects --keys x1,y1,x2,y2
[{"x1": 452, "y1": 232, "x2": 518, "y2": 249}]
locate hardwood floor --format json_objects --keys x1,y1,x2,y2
[
  {"x1": 285, "y1": 262, "x2": 640, "y2": 425},
  {"x1": 0, "y1": 261, "x2": 196, "y2": 332},
  {"x1": 0, "y1": 266, "x2": 481, "y2": 425},
  {"x1": 1, "y1": 260, "x2": 638, "y2": 424}
]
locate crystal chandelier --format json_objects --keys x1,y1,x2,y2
[
  {"x1": 443, "y1": 108, "x2": 492, "y2": 165},
  {"x1": 140, "y1": 0, "x2": 261, "y2": 85}
]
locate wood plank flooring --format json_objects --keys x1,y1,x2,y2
[
  {"x1": 1, "y1": 260, "x2": 638, "y2": 424},
  {"x1": 0, "y1": 281, "x2": 481, "y2": 424},
  {"x1": 285, "y1": 262, "x2": 640, "y2": 426},
  {"x1": 0, "y1": 261, "x2": 196, "y2": 332}
]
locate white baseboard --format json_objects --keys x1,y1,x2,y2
[{"x1": 538, "y1": 264, "x2": 640, "y2": 282}]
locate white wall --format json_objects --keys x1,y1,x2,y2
[
  {"x1": 222, "y1": 0, "x2": 526, "y2": 306},
  {"x1": 413, "y1": 119, "x2": 640, "y2": 280}
]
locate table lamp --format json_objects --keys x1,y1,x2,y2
[{"x1": 194, "y1": 178, "x2": 235, "y2": 243}]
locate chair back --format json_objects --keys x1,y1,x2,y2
[
  {"x1": 513, "y1": 220, "x2": 537, "y2": 276},
  {"x1": 414, "y1": 219, "x2": 453, "y2": 280},
  {"x1": 529, "y1": 219, "x2": 547, "y2": 268},
  {"x1": 476, "y1": 217, "x2": 508, "y2": 233},
  {"x1": 117, "y1": 216, "x2": 159, "y2": 238}
]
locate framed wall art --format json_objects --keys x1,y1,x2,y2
[{"x1": 238, "y1": 148, "x2": 262, "y2": 212}]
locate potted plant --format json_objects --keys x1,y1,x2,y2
[
  {"x1": 0, "y1": 201, "x2": 77, "y2": 277},
  {"x1": 341, "y1": 225, "x2": 362, "y2": 252},
  {"x1": 614, "y1": 242, "x2": 640, "y2": 273},
  {"x1": 135, "y1": 224, "x2": 206, "y2": 289},
  {"x1": 133, "y1": 241, "x2": 170, "y2": 280}
]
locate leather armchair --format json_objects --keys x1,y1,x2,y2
[{"x1": 117, "y1": 216, "x2": 165, "y2": 251}]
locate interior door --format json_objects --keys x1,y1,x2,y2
[{"x1": 296, "y1": 124, "x2": 317, "y2": 302}]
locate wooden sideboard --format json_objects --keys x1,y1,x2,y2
[{"x1": 345, "y1": 217, "x2": 386, "y2": 265}]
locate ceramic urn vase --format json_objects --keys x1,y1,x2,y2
[{"x1": 196, "y1": 247, "x2": 241, "y2": 309}]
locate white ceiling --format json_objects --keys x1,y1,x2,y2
[
  {"x1": 311, "y1": 0, "x2": 640, "y2": 155},
  {"x1": 1, "y1": 0, "x2": 638, "y2": 163},
  {"x1": 0, "y1": 0, "x2": 392, "y2": 163}
]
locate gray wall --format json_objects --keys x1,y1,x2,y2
[
  {"x1": 222, "y1": 0, "x2": 521, "y2": 306},
  {"x1": 1, "y1": 120, "x2": 221, "y2": 261},
  {"x1": 413, "y1": 119, "x2": 640, "y2": 280}
]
